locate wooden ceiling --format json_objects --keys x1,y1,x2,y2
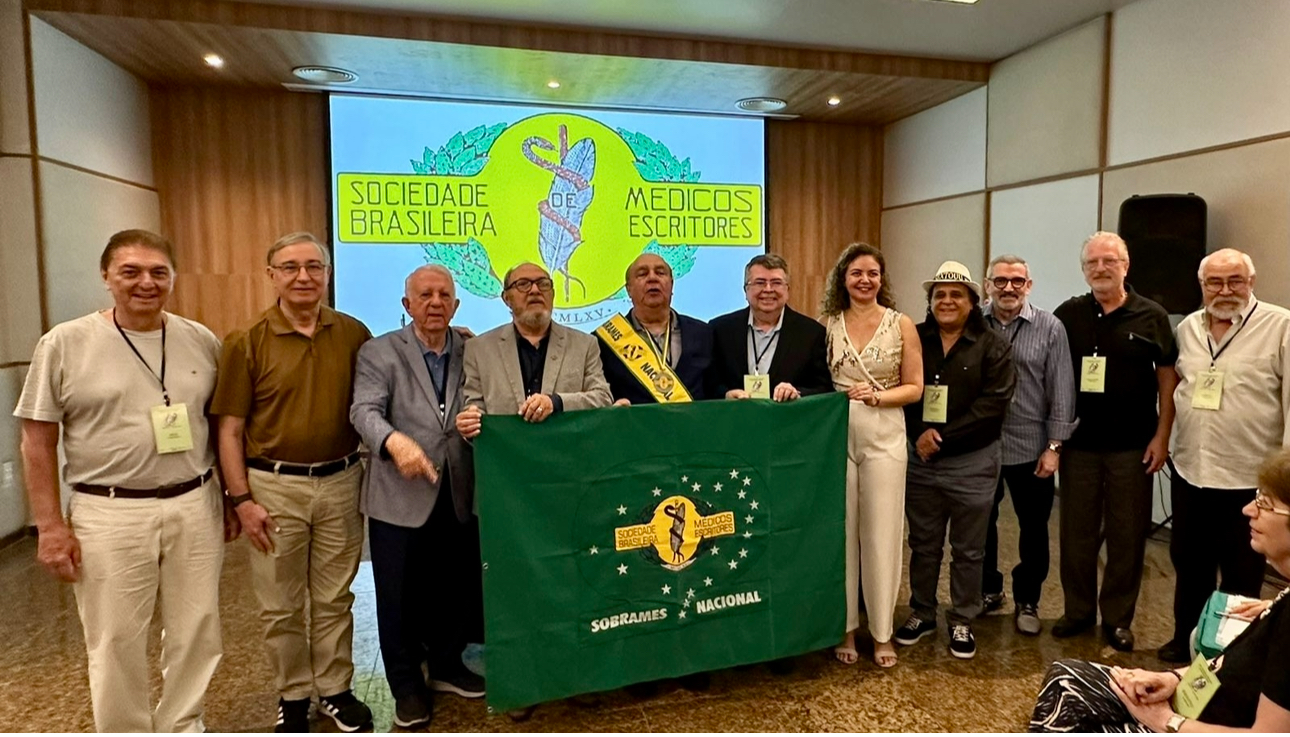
[{"x1": 29, "y1": 0, "x2": 989, "y2": 125}]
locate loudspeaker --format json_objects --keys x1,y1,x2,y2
[{"x1": 1117, "y1": 193, "x2": 1207, "y2": 315}]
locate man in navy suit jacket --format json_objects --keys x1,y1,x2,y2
[
  {"x1": 597, "y1": 253, "x2": 717, "y2": 404},
  {"x1": 709, "y1": 254, "x2": 832, "y2": 401}
]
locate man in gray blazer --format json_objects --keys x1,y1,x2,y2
[
  {"x1": 350, "y1": 265, "x2": 481, "y2": 729},
  {"x1": 455, "y1": 262, "x2": 612, "y2": 441}
]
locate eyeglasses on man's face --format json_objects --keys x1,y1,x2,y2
[
  {"x1": 1254, "y1": 490, "x2": 1290, "y2": 517},
  {"x1": 1082, "y1": 257, "x2": 1125, "y2": 270},
  {"x1": 505, "y1": 277, "x2": 555, "y2": 293},
  {"x1": 271, "y1": 261, "x2": 327, "y2": 277},
  {"x1": 745, "y1": 279, "x2": 788, "y2": 290},
  {"x1": 1203, "y1": 277, "x2": 1249, "y2": 293},
  {"x1": 990, "y1": 277, "x2": 1028, "y2": 290}
]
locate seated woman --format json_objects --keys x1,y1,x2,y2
[{"x1": 1030, "y1": 447, "x2": 1290, "y2": 733}]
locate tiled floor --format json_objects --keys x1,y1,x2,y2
[{"x1": 0, "y1": 496, "x2": 1275, "y2": 732}]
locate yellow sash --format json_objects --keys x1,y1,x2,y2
[{"x1": 595, "y1": 314, "x2": 693, "y2": 403}]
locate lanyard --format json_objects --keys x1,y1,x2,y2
[
  {"x1": 427, "y1": 353, "x2": 449, "y2": 413},
  {"x1": 1206, "y1": 304, "x2": 1256, "y2": 368},
  {"x1": 645, "y1": 322, "x2": 672, "y2": 367},
  {"x1": 748, "y1": 324, "x2": 780, "y2": 374},
  {"x1": 113, "y1": 309, "x2": 169, "y2": 406}
]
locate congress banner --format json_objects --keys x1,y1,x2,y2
[{"x1": 475, "y1": 394, "x2": 847, "y2": 712}]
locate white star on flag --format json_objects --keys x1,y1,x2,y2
[
  {"x1": 743, "y1": 531, "x2": 752, "y2": 539},
  {"x1": 617, "y1": 564, "x2": 628, "y2": 575},
  {"x1": 617, "y1": 505, "x2": 628, "y2": 515},
  {"x1": 691, "y1": 482, "x2": 701, "y2": 492},
  {"x1": 713, "y1": 482, "x2": 723, "y2": 492},
  {"x1": 589, "y1": 546, "x2": 599, "y2": 555},
  {"x1": 737, "y1": 490, "x2": 747, "y2": 499},
  {"x1": 742, "y1": 477, "x2": 752, "y2": 486},
  {"x1": 728, "y1": 559, "x2": 739, "y2": 570},
  {"x1": 711, "y1": 546, "x2": 720, "y2": 556},
  {"x1": 679, "y1": 610, "x2": 687, "y2": 619},
  {"x1": 687, "y1": 588, "x2": 696, "y2": 598},
  {"x1": 683, "y1": 599, "x2": 691, "y2": 609},
  {"x1": 651, "y1": 487, "x2": 662, "y2": 497},
  {"x1": 681, "y1": 475, "x2": 689, "y2": 483},
  {"x1": 745, "y1": 515, "x2": 754, "y2": 524},
  {"x1": 750, "y1": 500, "x2": 759, "y2": 510},
  {"x1": 661, "y1": 585, "x2": 671, "y2": 594},
  {"x1": 729, "y1": 469, "x2": 739, "y2": 479},
  {"x1": 739, "y1": 548, "x2": 749, "y2": 558},
  {"x1": 704, "y1": 577, "x2": 713, "y2": 586}
]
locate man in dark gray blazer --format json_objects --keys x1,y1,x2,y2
[{"x1": 350, "y1": 265, "x2": 480, "y2": 729}]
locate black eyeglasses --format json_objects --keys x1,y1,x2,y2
[
  {"x1": 505, "y1": 277, "x2": 554, "y2": 293},
  {"x1": 1202, "y1": 277, "x2": 1249, "y2": 293},
  {"x1": 990, "y1": 277, "x2": 1028, "y2": 290}
]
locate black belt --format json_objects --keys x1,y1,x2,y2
[
  {"x1": 246, "y1": 452, "x2": 361, "y2": 478},
  {"x1": 73, "y1": 469, "x2": 214, "y2": 499}
]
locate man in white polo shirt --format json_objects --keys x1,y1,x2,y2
[{"x1": 15, "y1": 229, "x2": 234, "y2": 732}]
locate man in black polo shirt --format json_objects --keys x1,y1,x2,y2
[{"x1": 1053, "y1": 231, "x2": 1178, "y2": 651}]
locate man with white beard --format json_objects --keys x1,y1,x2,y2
[{"x1": 1158, "y1": 248, "x2": 1290, "y2": 663}]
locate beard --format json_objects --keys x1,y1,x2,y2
[
  {"x1": 517, "y1": 307, "x2": 552, "y2": 332},
  {"x1": 1206, "y1": 296, "x2": 1248, "y2": 322}
]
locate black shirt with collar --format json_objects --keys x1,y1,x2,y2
[
  {"x1": 1053, "y1": 289, "x2": 1177, "y2": 452},
  {"x1": 514, "y1": 326, "x2": 564, "y2": 413},
  {"x1": 904, "y1": 316, "x2": 1015, "y2": 458}
]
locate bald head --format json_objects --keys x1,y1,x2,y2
[
  {"x1": 402, "y1": 264, "x2": 458, "y2": 342},
  {"x1": 405, "y1": 264, "x2": 455, "y2": 299},
  {"x1": 625, "y1": 253, "x2": 674, "y2": 312},
  {"x1": 1198, "y1": 248, "x2": 1256, "y2": 280}
]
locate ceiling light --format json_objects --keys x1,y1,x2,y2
[
  {"x1": 735, "y1": 97, "x2": 788, "y2": 113},
  {"x1": 547, "y1": 80, "x2": 561, "y2": 89},
  {"x1": 203, "y1": 54, "x2": 224, "y2": 69},
  {"x1": 291, "y1": 66, "x2": 358, "y2": 84},
  {"x1": 827, "y1": 96, "x2": 841, "y2": 107},
  {"x1": 924, "y1": 0, "x2": 980, "y2": 3}
]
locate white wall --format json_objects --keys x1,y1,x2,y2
[
  {"x1": 882, "y1": 88, "x2": 986, "y2": 208},
  {"x1": 880, "y1": 194, "x2": 986, "y2": 318}
]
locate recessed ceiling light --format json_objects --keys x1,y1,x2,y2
[
  {"x1": 203, "y1": 54, "x2": 224, "y2": 69},
  {"x1": 547, "y1": 80, "x2": 561, "y2": 89},
  {"x1": 924, "y1": 0, "x2": 980, "y2": 4},
  {"x1": 735, "y1": 97, "x2": 788, "y2": 113},
  {"x1": 827, "y1": 96, "x2": 841, "y2": 107},
  {"x1": 291, "y1": 66, "x2": 358, "y2": 84}
]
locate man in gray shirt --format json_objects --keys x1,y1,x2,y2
[{"x1": 980, "y1": 255, "x2": 1078, "y2": 635}]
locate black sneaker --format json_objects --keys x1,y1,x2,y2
[
  {"x1": 949, "y1": 624, "x2": 977, "y2": 659},
  {"x1": 318, "y1": 690, "x2": 373, "y2": 733},
  {"x1": 393, "y1": 691, "x2": 432, "y2": 729},
  {"x1": 430, "y1": 667, "x2": 485, "y2": 699},
  {"x1": 982, "y1": 591, "x2": 1007, "y2": 613},
  {"x1": 893, "y1": 614, "x2": 937, "y2": 646},
  {"x1": 274, "y1": 698, "x2": 310, "y2": 733}
]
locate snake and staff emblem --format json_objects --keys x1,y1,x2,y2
[
  {"x1": 663, "y1": 501, "x2": 687, "y2": 564},
  {"x1": 522, "y1": 125, "x2": 596, "y2": 301}
]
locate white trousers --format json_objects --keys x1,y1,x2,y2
[
  {"x1": 69, "y1": 480, "x2": 224, "y2": 733},
  {"x1": 843, "y1": 402, "x2": 908, "y2": 643}
]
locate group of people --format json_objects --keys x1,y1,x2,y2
[{"x1": 13, "y1": 226, "x2": 1290, "y2": 733}]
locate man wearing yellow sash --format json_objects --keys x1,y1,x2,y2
[{"x1": 595, "y1": 253, "x2": 717, "y2": 405}]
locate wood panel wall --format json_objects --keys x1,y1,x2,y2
[{"x1": 151, "y1": 88, "x2": 882, "y2": 335}]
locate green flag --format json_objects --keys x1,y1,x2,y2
[{"x1": 475, "y1": 393, "x2": 848, "y2": 712}]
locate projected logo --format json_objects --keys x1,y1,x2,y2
[{"x1": 336, "y1": 113, "x2": 763, "y2": 321}]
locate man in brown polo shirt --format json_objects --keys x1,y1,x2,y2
[{"x1": 212, "y1": 232, "x2": 372, "y2": 733}]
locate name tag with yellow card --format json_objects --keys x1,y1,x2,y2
[
  {"x1": 1191, "y1": 369, "x2": 1225, "y2": 410},
  {"x1": 744, "y1": 374, "x2": 771, "y2": 399},
  {"x1": 1080, "y1": 356, "x2": 1107, "y2": 393},
  {"x1": 1171, "y1": 655, "x2": 1222, "y2": 719},
  {"x1": 922, "y1": 385, "x2": 948, "y2": 423},
  {"x1": 151, "y1": 403, "x2": 195, "y2": 454}
]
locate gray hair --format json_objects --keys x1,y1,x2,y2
[
  {"x1": 1080, "y1": 231, "x2": 1129, "y2": 264},
  {"x1": 502, "y1": 262, "x2": 549, "y2": 288},
  {"x1": 743, "y1": 253, "x2": 791, "y2": 284},
  {"x1": 1197, "y1": 248, "x2": 1257, "y2": 279},
  {"x1": 404, "y1": 264, "x2": 455, "y2": 297},
  {"x1": 267, "y1": 232, "x2": 330, "y2": 266},
  {"x1": 987, "y1": 254, "x2": 1029, "y2": 279}
]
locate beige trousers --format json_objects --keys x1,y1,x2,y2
[
  {"x1": 843, "y1": 401, "x2": 908, "y2": 643},
  {"x1": 246, "y1": 463, "x2": 363, "y2": 700},
  {"x1": 69, "y1": 480, "x2": 224, "y2": 733}
]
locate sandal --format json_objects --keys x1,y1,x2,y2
[
  {"x1": 834, "y1": 632, "x2": 859, "y2": 665},
  {"x1": 873, "y1": 640, "x2": 897, "y2": 669}
]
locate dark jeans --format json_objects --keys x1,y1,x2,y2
[
  {"x1": 1168, "y1": 466, "x2": 1264, "y2": 643},
  {"x1": 369, "y1": 485, "x2": 483, "y2": 699},
  {"x1": 984, "y1": 461, "x2": 1057, "y2": 606},
  {"x1": 1058, "y1": 448, "x2": 1154, "y2": 629}
]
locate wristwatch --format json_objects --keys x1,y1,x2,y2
[
  {"x1": 1046, "y1": 441, "x2": 1063, "y2": 454},
  {"x1": 226, "y1": 491, "x2": 253, "y2": 508},
  {"x1": 1164, "y1": 713, "x2": 1187, "y2": 733}
]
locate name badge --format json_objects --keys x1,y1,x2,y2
[
  {"x1": 1191, "y1": 369, "x2": 1225, "y2": 411},
  {"x1": 1080, "y1": 356, "x2": 1107, "y2": 393},
  {"x1": 744, "y1": 374, "x2": 771, "y2": 399},
  {"x1": 922, "y1": 385, "x2": 948, "y2": 424},
  {"x1": 151, "y1": 403, "x2": 195, "y2": 454},
  {"x1": 1171, "y1": 654, "x2": 1222, "y2": 719}
]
